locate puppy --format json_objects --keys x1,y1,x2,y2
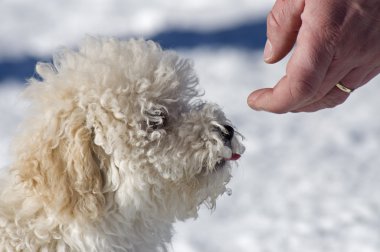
[{"x1": 0, "y1": 37, "x2": 244, "y2": 251}]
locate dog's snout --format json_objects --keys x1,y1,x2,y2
[{"x1": 222, "y1": 125, "x2": 234, "y2": 141}]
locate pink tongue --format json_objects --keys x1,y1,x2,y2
[{"x1": 226, "y1": 153, "x2": 241, "y2": 161}]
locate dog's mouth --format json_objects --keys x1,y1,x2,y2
[
  {"x1": 215, "y1": 147, "x2": 242, "y2": 170},
  {"x1": 221, "y1": 148, "x2": 241, "y2": 162},
  {"x1": 225, "y1": 153, "x2": 241, "y2": 161},
  {"x1": 213, "y1": 124, "x2": 243, "y2": 169},
  {"x1": 209, "y1": 124, "x2": 244, "y2": 171}
]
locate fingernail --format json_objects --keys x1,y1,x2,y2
[{"x1": 263, "y1": 40, "x2": 272, "y2": 61}]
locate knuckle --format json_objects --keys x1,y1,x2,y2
[
  {"x1": 323, "y1": 93, "x2": 348, "y2": 108},
  {"x1": 314, "y1": 90, "x2": 327, "y2": 101},
  {"x1": 290, "y1": 80, "x2": 316, "y2": 102}
]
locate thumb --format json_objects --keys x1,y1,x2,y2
[{"x1": 264, "y1": 0, "x2": 304, "y2": 63}]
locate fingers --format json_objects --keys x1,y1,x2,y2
[
  {"x1": 250, "y1": 0, "x2": 380, "y2": 114},
  {"x1": 293, "y1": 66, "x2": 380, "y2": 112},
  {"x1": 248, "y1": 19, "x2": 336, "y2": 113},
  {"x1": 337, "y1": 66, "x2": 379, "y2": 91},
  {"x1": 288, "y1": 60, "x2": 351, "y2": 111},
  {"x1": 264, "y1": 0, "x2": 305, "y2": 63},
  {"x1": 293, "y1": 88, "x2": 349, "y2": 112}
]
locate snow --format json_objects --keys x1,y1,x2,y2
[
  {"x1": 0, "y1": 0, "x2": 273, "y2": 59},
  {"x1": 170, "y1": 49, "x2": 380, "y2": 252},
  {"x1": 1, "y1": 0, "x2": 380, "y2": 251}
]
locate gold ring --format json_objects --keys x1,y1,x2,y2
[{"x1": 336, "y1": 82, "x2": 354, "y2": 94}]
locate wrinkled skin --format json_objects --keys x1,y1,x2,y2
[{"x1": 248, "y1": 0, "x2": 380, "y2": 113}]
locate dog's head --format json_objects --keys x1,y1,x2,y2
[{"x1": 14, "y1": 37, "x2": 244, "y2": 223}]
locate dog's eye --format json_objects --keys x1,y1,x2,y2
[
  {"x1": 145, "y1": 107, "x2": 168, "y2": 130},
  {"x1": 212, "y1": 125, "x2": 234, "y2": 142}
]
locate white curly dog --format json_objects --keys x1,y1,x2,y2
[{"x1": 0, "y1": 37, "x2": 244, "y2": 251}]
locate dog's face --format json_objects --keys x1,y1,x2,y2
[
  {"x1": 142, "y1": 102, "x2": 244, "y2": 219},
  {"x1": 22, "y1": 37, "x2": 244, "y2": 222}
]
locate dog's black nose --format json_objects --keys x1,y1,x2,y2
[{"x1": 222, "y1": 125, "x2": 234, "y2": 141}]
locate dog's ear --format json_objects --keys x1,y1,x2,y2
[
  {"x1": 144, "y1": 105, "x2": 168, "y2": 131},
  {"x1": 13, "y1": 108, "x2": 105, "y2": 222}
]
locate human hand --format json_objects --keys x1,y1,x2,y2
[{"x1": 247, "y1": 0, "x2": 380, "y2": 113}]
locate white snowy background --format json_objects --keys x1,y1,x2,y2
[{"x1": 1, "y1": 1, "x2": 380, "y2": 252}]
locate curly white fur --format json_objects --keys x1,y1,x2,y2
[{"x1": 0, "y1": 37, "x2": 244, "y2": 252}]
